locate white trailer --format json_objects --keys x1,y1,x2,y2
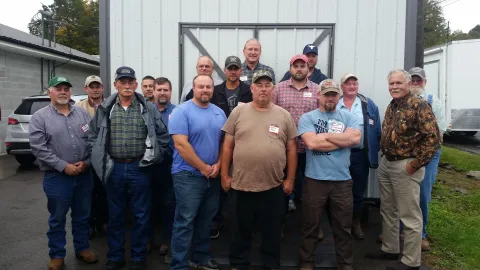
[
  {"x1": 424, "y1": 39, "x2": 480, "y2": 136},
  {"x1": 99, "y1": 0, "x2": 420, "y2": 204}
]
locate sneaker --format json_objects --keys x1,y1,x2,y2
[
  {"x1": 190, "y1": 260, "x2": 219, "y2": 270},
  {"x1": 210, "y1": 222, "x2": 223, "y2": 239},
  {"x1": 288, "y1": 199, "x2": 296, "y2": 211},
  {"x1": 129, "y1": 261, "x2": 146, "y2": 270},
  {"x1": 421, "y1": 238, "x2": 431, "y2": 251}
]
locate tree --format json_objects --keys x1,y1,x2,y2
[
  {"x1": 28, "y1": 0, "x2": 99, "y2": 55},
  {"x1": 424, "y1": 0, "x2": 449, "y2": 48}
]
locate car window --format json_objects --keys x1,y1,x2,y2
[{"x1": 14, "y1": 99, "x2": 50, "y2": 115}]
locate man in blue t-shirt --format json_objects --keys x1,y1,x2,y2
[
  {"x1": 297, "y1": 79, "x2": 362, "y2": 270},
  {"x1": 168, "y1": 74, "x2": 226, "y2": 270}
]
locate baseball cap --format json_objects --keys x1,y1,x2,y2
[
  {"x1": 318, "y1": 79, "x2": 341, "y2": 95},
  {"x1": 225, "y1": 56, "x2": 242, "y2": 69},
  {"x1": 252, "y1": 70, "x2": 273, "y2": 83},
  {"x1": 48, "y1": 76, "x2": 72, "y2": 88},
  {"x1": 115, "y1": 66, "x2": 136, "y2": 80},
  {"x1": 290, "y1": 54, "x2": 309, "y2": 65},
  {"x1": 340, "y1": 73, "x2": 358, "y2": 84},
  {"x1": 84, "y1": 75, "x2": 103, "y2": 86},
  {"x1": 303, "y1": 44, "x2": 318, "y2": 55},
  {"x1": 408, "y1": 67, "x2": 426, "y2": 79}
]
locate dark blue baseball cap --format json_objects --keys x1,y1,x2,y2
[
  {"x1": 115, "y1": 66, "x2": 136, "y2": 80},
  {"x1": 303, "y1": 44, "x2": 318, "y2": 55}
]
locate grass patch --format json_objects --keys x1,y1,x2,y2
[
  {"x1": 440, "y1": 146, "x2": 480, "y2": 171},
  {"x1": 423, "y1": 166, "x2": 480, "y2": 270}
]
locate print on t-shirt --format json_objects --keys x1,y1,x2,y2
[
  {"x1": 313, "y1": 118, "x2": 346, "y2": 156},
  {"x1": 225, "y1": 86, "x2": 239, "y2": 113}
]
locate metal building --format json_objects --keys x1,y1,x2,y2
[{"x1": 100, "y1": 0, "x2": 420, "y2": 200}]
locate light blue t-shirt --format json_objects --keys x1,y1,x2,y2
[
  {"x1": 298, "y1": 109, "x2": 362, "y2": 181},
  {"x1": 168, "y1": 100, "x2": 227, "y2": 176}
]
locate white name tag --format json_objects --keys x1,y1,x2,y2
[
  {"x1": 369, "y1": 119, "x2": 374, "y2": 125},
  {"x1": 303, "y1": 92, "x2": 312, "y2": 98},
  {"x1": 81, "y1": 123, "x2": 89, "y2": 133},
  {"x1": 240, "y1": 76, "x2": 248, "y2": 82},
  {"x1": 269, "y1": 125, "x2": 280, "y2": 134}
]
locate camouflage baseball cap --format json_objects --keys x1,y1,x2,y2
[
  {"x1": 252, "y1": 70, "x2": 273, "y2": 83},
  {"x1": 48, "y1": 76, "x2": 72, "y2": 88},
  {"x1": 318, "y1": 79, "x2": 341, "y2": 95}
]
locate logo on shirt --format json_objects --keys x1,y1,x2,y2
[{"x1": 328, "y1": 119, "x2": 345, "y2": 134}]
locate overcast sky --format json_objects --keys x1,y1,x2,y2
[{"x1": 0, "y1": 0, "x2": 478, "y2": 34}]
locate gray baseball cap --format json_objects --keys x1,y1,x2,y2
[
  {"x1": 408, "y1": 67, "x2": 426, "y2": 79},
  {"x1": 225, "y1": 56, "x2": 242, "y2": 69}
]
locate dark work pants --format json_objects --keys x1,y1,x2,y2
[
  {"x1": 299, "y1": 178, "x2": 353, "y2": 268},
  {"x1": 350, "y1": 150, "x2": 370, "y2": 218},
  {"x1": 151, "y1": 163, "x2": 176, "y2": 244},
  {"x1": 229, "y1": 185, "x2": 286, "y2": 270},
  {"x1": 89, "y1": 169, "x2": 108, "y2": 229}
]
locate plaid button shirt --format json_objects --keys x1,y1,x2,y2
[
  {"x1": 241, "y1": 62, "x2": 276, "y2": 85},
  {"x1": 108, "y1": 97, "x2": 148, "y2": 159},
  {"x1": 274, "y1": 79, "x2": 319, "y2": 153}
]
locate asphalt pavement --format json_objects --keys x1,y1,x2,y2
[
  {"x1": 0, "y1": 155, "x2": 431, "y2": 270},
  {"x1": 443, "y1": 132, "x2": 480, "y2": 155}
]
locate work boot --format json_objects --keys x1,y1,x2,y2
[
  {"x1": 365, "y1": 250, "x2": 400, "y2": 260},
  {"x1": 75, "y1": 249, "x2": 98, "y2": 264},
  {"x1": 318, "y1": 228, "x2": 324, "y2": 241},
  {"x1": 48, "y1": 258, "x2": 64, "y2": 270},
  {"x1": 422, "y1": 238, "x2": 431, "y2": 251},
  {"x1": 338, "y1": 264, "x2": 353, "y2": 270},
  {"x1": 352, "y1": 219, "x2": 364, "y2": 239},
  {"x1": 130, "y1": 261, "x2": 146, "y2": 270},
  {"x1": 104, "y1": 260, "x2": 126, "y2": 270},
  {"x1": 159, "y1": 243, "x2": 169, "y2": 255},
  {"x1": 385, "y1": 261, "x2": 420, "y2": 270}
]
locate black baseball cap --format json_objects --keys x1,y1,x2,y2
[
  {"x1": 225, "y1": 56, "x2": 242, "y2": 69},
  {"x1": 115, "y1": 66, "x2": 136, "y2": 80}
]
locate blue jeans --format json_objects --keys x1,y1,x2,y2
[
  {"x1": 350, "y1": 150, "x2": 370, "y2": 216},
  {"x1": 151, "y1": 163, "x2": 176, "y2": 244},
  {"x1": 106, "y1": 161, "x2": 151, "y2": 262},
  {"x1": 43, "y1": 169, "x2": 93, "y2": 259},
  {"x1": 420, "y1": 149, "x2": 442, "y2": 238},
  {"x1": 171, "y1": 171, "x2": 220, "y2": 270}
]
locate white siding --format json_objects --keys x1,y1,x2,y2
[{"x1": 109, "y1": 0, "x2": 407, "y2": 107}]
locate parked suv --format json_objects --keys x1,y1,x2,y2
[{"x1": 5, "y1": 94, "x2": 88, "y2": 166}]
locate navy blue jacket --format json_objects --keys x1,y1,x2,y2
[
  {"x1": 280, "y1": 68, "x2": 328, "y2": 84},
  {"x1": 357, "y1": 94, "x2": 382, "y2": 168}
]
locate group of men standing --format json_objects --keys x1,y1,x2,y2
[{"x1": 29, "y1": 37, "x2": 445, "y2": 270}]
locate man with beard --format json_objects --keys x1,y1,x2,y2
[
  {"x1": 298, "y1": 79, "x2": 362, "y2": 270},
  {"x1": 274, "y1": 55, "x2": 318, "y2": 216},
  {"x1": 168, "y1": 74, "x2": 227, "y2": 270},
  {"x1": 151, "y1": 77, "x2": 176, "y2": 263},
  {"x1": 88, "y1": 66, "x2": 171, "y2": 270},
  {"x1": 337, "y1": 74, "x2": 382, "y2": 240},
  {"x1": 141, "y1": 75, "x2": 155, "y2": 102},
  {"x1": 29, "y1": 76, "x2": 98, "y2": 270},
  {"x1": 222, "y1": 70, "x2": 298, "y2": 270},
  {"x1": 280, "y1": 44, "x2": 328, "y2": 84},
  {"x1": 180, "y1": 56, "x2": 224, "y2": 102},
  {"x1": 366, "y1": 70, "x2": 441, "y2": 270},
  {"x1": 209, "y1": 55, "x2": 252, "y2": 239},
  {"x1": 408, "y1": 67, "x2": 446, "y2": 251},
  {"x1": 75, "y1": 75, "x2": 108, "y2": 239},
  {"x1": 241, "y1": 39, "x2": 276, "y2": 85}
]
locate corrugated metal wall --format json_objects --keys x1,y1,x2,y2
[{"x1": 109, "y1": 0, "x2": 407, "y2": 110}]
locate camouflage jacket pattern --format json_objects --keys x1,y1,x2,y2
[{"x1": 381, "y1": 94, "x2": 441, "y2": 169}]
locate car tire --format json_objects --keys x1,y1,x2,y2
[{"x1": 15, "y1": 155, "x2": 36, "y2": 166}]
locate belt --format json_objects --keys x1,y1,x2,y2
[
  {"x1": 111, "y1": 156, "x2": 143, "y2": 163},
  {"x1": 384, "y1": 155, "x2": 409, "y2": 162}
]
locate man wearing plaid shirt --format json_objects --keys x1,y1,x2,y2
[
  {"x1": 274, "y1": 54, "x2": 323, "y2": 235},
  {"x1": 240, "y1": 39, "x2": 276, "y2": 85}
]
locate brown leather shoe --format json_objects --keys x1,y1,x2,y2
[
  {"x1": 352, "y1": 219, "x2": 364, "y2": 239},
  {"x1": 318, "y1": 228, "x2": 324, "y2": 241},
  {"x1": 48, "y1": 258, "x2": 64, "y2": 270},
  {"x1": 75, "y1": 249, "x2": 98, "y2": 264},
  {"x1": 422, "y1": 238, "x2": 431, "y2": 251}
]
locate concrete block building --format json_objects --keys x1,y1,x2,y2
[{"x1": 0, "y1": 24, "x2": 100, "y2": 153}]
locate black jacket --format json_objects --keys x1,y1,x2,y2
[{"x1": 211, "y1": 81, "x2": 252, "y2": 117}]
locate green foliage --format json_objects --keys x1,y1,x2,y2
[
  {"x1": 28, "y1": 0, "x2": 99, "y2": 55},
  {"x1": 440, "y1": 146, "x2": 480, "y2": 171}
]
